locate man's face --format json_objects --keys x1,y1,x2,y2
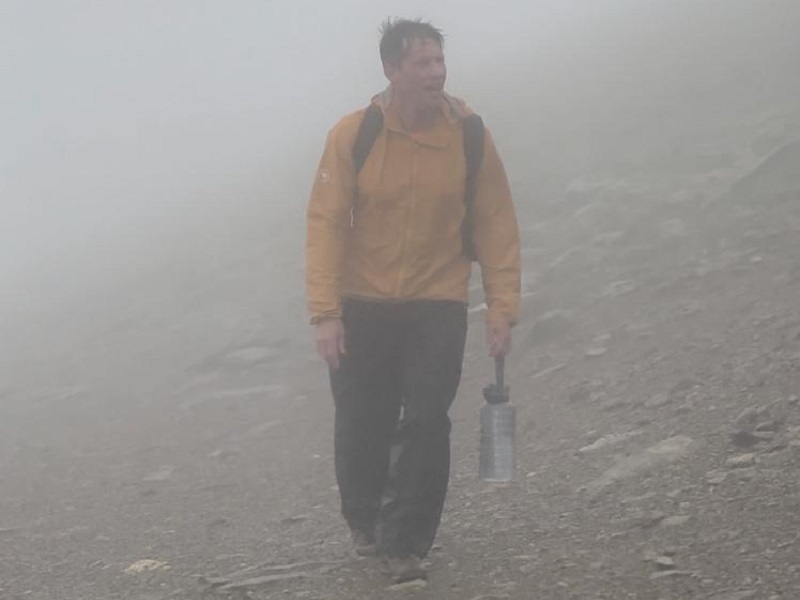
[{"x1": 385, "y1": 38, "x2": 447, "y2": 109}]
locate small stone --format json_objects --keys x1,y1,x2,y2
[
  {"x1": 602, "y1": 398, "x2": 628, "y2": 412},
  {"x1": 601, "y1": 279, "x2": 637, "y2": 298},
  {"x1": 142, "y1": 466, "x2": 175, "y2": 483},
  {"x1": 733, "y1": 407, "x2": 760, "y2": 433},
  {"x1": 661, "y1": 516, "x2": 691, "y2": 527},
  {"x1": 644, "y1": 393, "x2": 670, "y2": 409},
  {"x1": 387, "y1": 579, "x2": 428, "y2": 591},
  {"x1": 730, "y1": 430, "x2": 762, "y2": 448},
  {"x1": 585, "y1": 347, "x2": 608, "y2": 358},
  {"x1": 733, "y1": 468, "x2": 757, "y2": 481},
  {"x1": 756, "y1": 420, "x2": 781, "y2": 432},
  {"x1": 280, "y1": 515, "x2": 308, "y2": 525},
  {"x1": 638, "y1": 511, "x2": 667, "y2": 529},
  {"x1": 579, "y1": 431, "x2": 641, "y2": 454},
  {"x1": 523, "y1": 311, "x2": 575, "y2": 347},
  {"x1": 654, "y1": 556, "x2": 676, "y2": 570},
  {"x1": 650, "y1": 570, "x2": 694, "y2": 580},
  {"x1": 726, "y1": 454, "x2": 757, "y2": 468},
  {"x1": 706, "y1": 470, "x2": 728, "y2": 485},
  {"x1": 124, "y1": 559, "x2": 171, "y2": 574},
  {"x1": 707, "y1": 591, "x2": 756, "y2": 600},
  {"x1": 585, "y1": 435, "x2": 695, "y2": 496}
]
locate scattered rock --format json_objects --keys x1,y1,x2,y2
[
  {"x1": 730, "y1": 429, "x2": 773, "y2": 448},
  {"x1": 637, "y1": 511, "x2": 667, "y2": 529},
  {"x1": 209, "y1": 448, "x2": 241, "y2": 460},
  {"x1": 522, "y1": 311, "x2": 575, "y2": 347},
  {"x1": 644, "y1": 393, "x2": 670, "y2": 409},
  {"x1": 142, "y1": 465, "x2": 175, "y2": 483},
  {"x1": 579, "y1": 431, "x2": 641, "y2": 454},
  {"x1": 585, "y1": 347, "x2": 609, "y2": 358},
  {"x1": 733, "y1": 406, "x2": 760, "y2": 431},
  {"x1": 199, "y1": 560, "x2": 345, "y2": 592},
  {"x1": 728, "y1": 140, "x2": 800, "y2": 201},
  {"x1": 218, "y1": 572, "x2": 309, "y2": 591},
  {"x1": 124, "y1": 559, "x2": 171, "y2": 574},
  {"x1": 280, "y1": 515, "x2": 309, "y2": 525},
  {"x1": 706, "y1": 470, "x2": 728, "y2": 485},
  {"x1": 246, "y1": 420, "x2": 284, "y2": 436},
  {"x1": 568, "y1": 380, "x2": 606, "y2": 404},
  {"x1": 600, "y1": 280, "x2": 637, "y2": 298},
  {"x1": 654, "y1": 556, "x2": 676, "y2": 570},
  {"x1": 707, "y1": 591, "x2": 757, "y2": 600},
  {"x1": 387, "y1": 579, "x2": 428, "y2": 591},
  {"x1": 650, "y1": 570, "x2": 695, "y2": 580},
  {"x1": 725, "y1": 454, "x2": 757, "y2": 468},
  {"x1": 756, "y1": 419, "x2": 781, "y2": 432},
  {"x1": 661, "y1": 515, "x2": 692, "y2": 527},
  {"x1": 585, "y1": 435, "x2": 696, "y2": 496},
  {"x1": 732, "y1": 467, "x2": 758, "y2": 481}
]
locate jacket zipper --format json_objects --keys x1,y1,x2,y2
[{"x1": 396, "y1": 140, "x2": 419, "y2": 296}]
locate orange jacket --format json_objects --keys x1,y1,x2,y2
[{"x1": 306, "y1": 90, "x2": 520, "y2": 325}]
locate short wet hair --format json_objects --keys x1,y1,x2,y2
[{"x1": 379, "y1": 18, "x2": 444, "y2": 67}]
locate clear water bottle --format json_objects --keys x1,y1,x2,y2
[{"x1": 479, "y1": 356, "x2": 515, "y2": 482}]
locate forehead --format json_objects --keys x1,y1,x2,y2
[{"x1": 403, "y1": 37, "x2": 444, "y2": 61}]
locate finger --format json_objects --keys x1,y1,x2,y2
[
  {"x1": 317, "y1": 339, "x2": 337, "y2": 369},
  {"x1": 325, "y1": 345, "x2": 340, "y2": 370}
]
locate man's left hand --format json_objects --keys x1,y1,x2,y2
[{"x1": 487, "y1": 319, "x2": 512, "y2": 357}]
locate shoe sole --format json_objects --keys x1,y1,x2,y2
[{"x1": 381, "y1": 558, "x2": 428, "y2": 583}]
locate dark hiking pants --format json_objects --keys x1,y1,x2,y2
[{"x1": 329, "y1": 298, "x2": 468, "y2": 559}]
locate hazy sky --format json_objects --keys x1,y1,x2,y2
[
  {"x1": 2, "y1": 1, "x2": 798, "y2": 305},
  {"x1": 1, "y1": 1, "x2": 574, "y2": 279}
]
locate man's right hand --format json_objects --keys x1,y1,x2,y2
[{"x1": 315, "y1": 318, "x2": 346, "y2": 370}]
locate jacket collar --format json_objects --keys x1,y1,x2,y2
[{"x1": 371, "y1": 86, "x2": 471, "y2": 148}]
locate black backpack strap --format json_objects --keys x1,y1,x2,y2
[
  {"x1": 352, "y1": 104, "x2": 384, "y2": 174},
  {"x1": 462, "y1": 113, "x2": 485, "y2": 260}
]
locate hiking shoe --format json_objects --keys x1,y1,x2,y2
[
  {"x1": 350, "y1": 529, "x2": 377, "y2": 557},
  {"x1": 382, "y1": 555, "x2": 428, "y2": 583}
]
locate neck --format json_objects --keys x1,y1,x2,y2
[{"x1": 393, "y1": 91, "x2": 438, "y2": 132}]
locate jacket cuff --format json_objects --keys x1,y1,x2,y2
[{"x1": 310, "y1": 310, "x2": 342, "y2": 326}]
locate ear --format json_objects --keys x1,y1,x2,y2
[{"x1": 383, "y1": 61, "x2": 398, "y2": 83}]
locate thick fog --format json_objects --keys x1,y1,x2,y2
[
  {"x1": 2, "y1": 0, "x2": 799, "y2": 346},
  {"x1": 4, "y1": 3, "x2": 800, "y2": 597}
]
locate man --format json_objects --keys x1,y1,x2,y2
[{"x1": 306, "y1": 18, "x2": 520, "y2": 582}]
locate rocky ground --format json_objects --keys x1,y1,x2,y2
[{"x1": 2, "y1": 99, "x2": 800, "y2": 600}]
